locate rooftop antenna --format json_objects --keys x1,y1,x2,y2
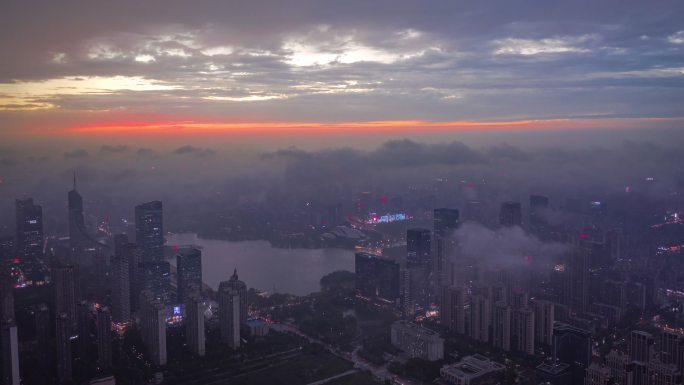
[{"x1": 73, "y1": 170, "x2": 77, "y2": 190}]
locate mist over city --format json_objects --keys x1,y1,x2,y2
[{"x1": 2, "y1": 1, "x2": 684, "y2": 385}]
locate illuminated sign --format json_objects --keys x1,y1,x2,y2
[
  {"x1": 366, "y1": 212, "x2": 408, "y2": 224},
  {"x1": 173, "y1": 306, "x2": 181, "y2": 315}
]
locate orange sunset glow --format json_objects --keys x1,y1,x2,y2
[{"x1": 67, "y1": 117, "x2": 684, "y2": 136}]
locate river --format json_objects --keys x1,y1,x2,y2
[{"x1": 165, "y1": 233, "x2": 355, "y2": 296}]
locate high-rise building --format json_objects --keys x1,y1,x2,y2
[
  {"x1": 529, "y1": 195, "x2": 550, "y2": 237},
  {"x1": 111, "y1": 235, "x2": 131, "y2": 324},
  {"x1": 68, "y1": 175, "x2": 87, "y2": 259},
  {"x1": 56, "y1": 313, "x2": 73, "y2": 383},
  {"x1": 660, "y1": 329, "x2": 684, "y2": 370},
  {"x1": 630, "y1": 330, "x2": 654, "y2": 364},
  {"x1": 585, "y1": 362, "x2": 612, "y2": 385},
  {"x1": 28, "y1": 303, "x2": 51, "y2": 369},
  {"x1": 1, "y1": 318, "x2": 20, "y2": 385},
  {"x1": 0, "y1": 237, "x2": 13, "y2": 262},
  {"x1": 433, "y1": 209, "x2": 459, "y2": 291},
  {"x1": 648, "y1": 355, "x2": 682, "y2": 385},
  {"x1": 96, "y1": 307, "x2": 112, "y2": 370},
  {"x1": 605, "y1": 349, "x2": 630, "y2": 385},
  {"x1": 492, "y1": 301, "x2": 512, "y2": 351},
  {"x1": 15, "y1": 198, "x2": 43, "y2": 258},
  {"x1": 406, "y1": 228, "x2": 431, "y2": 268},
  {"x1": 141, "y1": 261, "x2": 171, "y2": 304},
  {"x1": 77, "y1": 301, "x2": 92, "y2": 360},
  {"x1": 440, "y1": 286, "x2": 465, "y2": 334},
  {"x1": 0, "y1": 264, "x2": 15, "y2": 323},
  {"x1": 355, "y1": 252, "x2": 400, "y2": 303},
  {"x1": 222, "y1": 269, "x2": 247, "y2": 324},
  {"x1": 218, "y1": 282, "x2": 241, "y2": 349},
  {"x1": 177, "y1": 249, "x2": 202, "y2": 304},
  {"x1": 186, "y1": 292, "x2": 205, "y2": 356},
  {"x1": 499, "y1": 201, "x2": 522, "y2": 228},
  {"x1": 53, "y1": 265, "x2": 76, "y2": 328},
  {"x1": 135, "y1": 201, "x2": 164, "y2": 263},
  {"x1": 407, "y1": 228, "x2": 432, "y2": 309},
  {"x1": 534, "y1": 299, "x2": 555, "y2": 347},
  {"x1": 512, "y1": 307, "x2": 535, "y2": 355},
  {"x1": 553, "y1": 322, "x2": 592, "y2": 384},
  {"x1": 122, "y1": 242, "x2": 143, "y2": 313},
  {"x1": 510, "y1": 289, "x2": 529, "y2": 310},
  {"x1": 139, "y1": 290, "x2": 167, "y2": 366},
  {"x1": 569, "y1": 239, "x2": 591, "y2": 312},
  {"x1": 469, "y1": 293, "x2": 491, "y2": 343}
]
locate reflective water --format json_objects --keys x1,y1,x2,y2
[{"x1": 166, "y1": 233, "x2": 354, "y2": 296}]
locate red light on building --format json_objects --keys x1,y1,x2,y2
[
  {"x1": 579, "y1": 233, "x2": 587, "y2": 239},
  {"x1": 12, "y1": 257, "x2": 20, "y2": 264}
]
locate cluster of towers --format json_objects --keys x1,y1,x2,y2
[{"x1": 0, "y1": 178, "x2": 250, "y2": 384}]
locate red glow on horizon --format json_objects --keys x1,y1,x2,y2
[{"x1": 59, "y1": 117, "x2": 678, "y2": 137}]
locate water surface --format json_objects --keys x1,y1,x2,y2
[{"x1": 166, "y1": 233, "x2": 354, "y2": 296}]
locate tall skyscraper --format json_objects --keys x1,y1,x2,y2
[
  {"x1": 55, "y1": 313, "x2": 73, "y2": 383},
  {"x1": 569, "y1": 239, "x2": 591, "y2": 312},
  {"x1": 433, "y1": 208, "x2": 459, "y2": 291},
  {"x1": 492, "y1": 301, "x2": 512, "y2": 351},
  {"x1": 219, "y1": 281, "x2": 241, "y2": 349},
  {"x1": 406, "y1": 228, "x2": 431, "y2": 268},
  {"x1": 122, "y1": 242, "x2": 143, "y2": 313},
  {"x1": 68, "y1": 174, "x2": 87, "y2": 259},
  {"x1": 177, "y1": 249, "x2": 202, "y2": 304},
  {"x1": 0, "y1": 264, "x2": 15, "y2": 323},
  {"x1": 53, "y1": 265, "x2": 76, "y2": 328},
  {"x1": 605, "y1": 349, "x2": 630, "y2": 385},
  {"x1": 1, "y1": 318, "x2": 20, "y2": 385},
  {"x1": 630, "y1": 330, "x2": 654, "y2": 364},
  {"x1": 440, "y1": 286, "x2": 465, "y2": 334},
  {"x1": 15, "y1": 198, "x2": 43, "y2": 258},
  {"x1": 407, "y1": 228, "x2": 432, "y2": 309},
  {"x1": 96, "y1": 307, "x2": 112, "y2": 370},
  {"x1": 186, "y1": 292, "x2": 205, "y2": 356},
  {"x1": 141, "y1": 261, "x2": 171, "y2": 304},
  {"x1": 469, "y1": 293, "x2": 491, "y2": 343},
  {"x1": 499, "y1": 201, "x2": 522, "y2": 228},
  {"x1": 553, "y1": 322, "x2": 592, "y2": 384},
  {"x1": 355, "y1": 252, "x2": 400, "y2": 303},
  {"x1": 529, "y1": 195, "x2": 550, "y2": 237},
  {"x1": 139, "y1": 290, "x2": 167, "y2": 366},
  {"x1": 512, "y1": 307, "x2": 535, "y2": 355},
  {"x1": 77, "y1": 301, "x2": 92, "y2": 360},
  {"x1": 0, "y1": 237, "x2": 13, "y2": 263},
  {"x1": 111, "y1": 235, "x2": 131, "y2": 324},
  {"x1": 223, "y1": 269, "x2": 247, "y2": 324},
  {"x1": 135, "y1": 201, "x2": 164, "y2": 263},
  {"x1": 28, "y1": 303, "x2": 51, "y2": 369},
  {"x1": 533, "y1": 299, "x2": 555, "y2": 347},
  {"x1": 660, "y1": 329, "x2": 684, "y2": 367}
]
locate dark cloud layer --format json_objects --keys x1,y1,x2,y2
[{"x1": 1, "y1": 0, "x2": 683, "y2": 130}]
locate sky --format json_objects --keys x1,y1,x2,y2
[
  {"x1": 1, "y1": 0, "x2": 684, "y2": 142},
  {"x1": 2, "y1": 0, "x2": 684, "y2": 230}
]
